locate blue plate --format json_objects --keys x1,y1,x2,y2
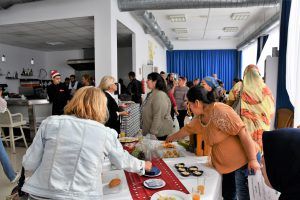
[{"x1": 144, "y1": 166, "x2": 161, "y2": 177}]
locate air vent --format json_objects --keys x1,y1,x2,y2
[
  {"x1": 218, "y1": 36, "x2": 234, "y2": 40},
  {"x1": 46, "y1": 41, "x2": 64, "y2": 46}
]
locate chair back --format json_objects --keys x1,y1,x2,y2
[
  {"x1": 276, "y1": 108, "x2": 294, "y2": 129},
  {"x1": 0, "y1": 109, "x2": 12, "y2": 126}
]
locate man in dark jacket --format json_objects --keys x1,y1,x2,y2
[
  {"x1": 47, "y1": 70, "x2": 70, "y2": 115},
  {"x1": 127, "y1": 71, "x2": 142, "y2": 104}
]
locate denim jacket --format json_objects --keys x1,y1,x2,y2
[{"x1": 22, "y1": 115, "x2": 145, "y2": 200}]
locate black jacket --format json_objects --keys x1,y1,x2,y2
[
  {"x1": 104, "y1": 92, "x2": 121, "y2": 134},
  {"x1": 127, "y1": 79, "x2": 142, "y2": 104},
  {"x1": 47, "y1": 83, "x2": 70, "y2": 115}
]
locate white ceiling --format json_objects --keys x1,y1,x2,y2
[
  {"x1": 151, "y1": 6, "x2": 279, "y2": 42},
  {"x1": 0, "y1": 16, "x2": 94, "y2": 51}
]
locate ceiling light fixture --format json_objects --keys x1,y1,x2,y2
[
  {"x1": 173, "y1": 28, "x2": 189, "y2": 34},
  {"x1": 223, "y1": 27, "x2": 239, "y2": 32},
  {"x1": 176, "y1": 37, "x2": 189, "y2": 40},
  {"x1": 168, "y1": 14, "x2": 186, "y2": 22},
  {"x1": 218, "y1": 36, "x2": 234, "y2": 40},
  {"x1": 231, "y1": 12, "x2": 250, "y2": 20},
  {"x1": 46, "y1": 41, "x2": 64, "y2": 46}
]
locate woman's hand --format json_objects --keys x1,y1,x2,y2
[
  {"x1": 119, "y1": 111, "x2": 129, "y2": 116},
  {"x1": 166, "y1": 133, "x2": 179, "y2": 143},
  {"x1": 145, "y1": 161, "x2": 152, "y2": 171},
  {"x1": 119, "y1": 103, "x2": 128, "y2": 109},
  {"x1": 248, "y1": 159, "x2": 261, "y2": 173}
]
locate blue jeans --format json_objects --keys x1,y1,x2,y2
[
  {"x1": 222, "y1": 164, "x2": 249, "y2": 200},
  {"x1": 0, "y1": 138, "x2": 16, "y2": 181},
  {"x1": 235, "y1": 152, "x2": 262, "y2": 200}
]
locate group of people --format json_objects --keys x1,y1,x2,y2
[{"x1": 1, "y1": 64, "x2": 300, "y2": 200}]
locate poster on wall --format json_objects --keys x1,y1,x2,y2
[{"x1": 148, "y1": 40, "x2": 155, "y2": 65}]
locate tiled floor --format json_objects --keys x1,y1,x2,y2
[{"x1": 0, "y1": 147, "x2": 26, "y2": 200}]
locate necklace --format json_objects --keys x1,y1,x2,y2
[
  {"x1": 199, "y1": 103, "x2": 215, "y2": 127},
  {"x1": 199, "y1": 114, "x2": 211, "y2": 127}
]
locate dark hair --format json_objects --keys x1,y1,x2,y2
[
  {"x1": 187, "y1": 86, "x2": 215, "y2": 104},
  {"x1": 179, "y1": 76, "x2": 186, "y2": 81},
  {"x1": 193, "y1": 78, "x2": 200, "y2": 81},
  {"x1": 160, "y1": 71, "x2": 166, "y2": 75},
  {"x1": 70, "y1": 75, "x2": 75, "y2": 78},
  {"x1": 217, "y1": 80, "x2": 223, "y2": 85},
  {"x1": 65, "y1": 77, "x2": 70, "y2": 81},
  {"x1": 186, "y1": 81, "x2": 194, "y2": 88},
  {"x1": 128, "y1": 71, "x2": 136, "y2": 78},
  {"x1": 119, "y1": 78, "x2": 124, "y2": 84},
  {"x1": 147, "y1": 72, "x2": 167, "y2": 93}
]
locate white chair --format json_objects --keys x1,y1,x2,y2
[{"x1": 0, "y1": 109, "x2": 28, "y2": 153}]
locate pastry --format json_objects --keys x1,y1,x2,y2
[
  {"x1": 177, "y1": 167, "x2": 186, "y2": 172},
  {"x1": 192, "y1": 170, "x2": 204, "y2": 176},
  {"x1": 180, "y1": 171, "x2": 190, "y2": 177},
  {"x1": 175, "y1": 163, "x2": 185, "y2": 169},
  {"x1": 108, "y1": 178, "x2": 121, "y2": 188},
  {"x1": 188, "y1": 166, "x2": 198, "y2": 172}
]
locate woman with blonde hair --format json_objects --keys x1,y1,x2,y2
[
  {"x1": 21, "y1": 86, "x2": 152, "y2": 200},
  {"x1": 99, "y1": 76, "x2": 128, "y2": 134}
]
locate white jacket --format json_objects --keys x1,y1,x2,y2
[{"x1": 22, "y1": 115, "x2": 145, "y2": 200}]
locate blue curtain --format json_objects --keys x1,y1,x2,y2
[
  {"x1": 276, "y1": 0, "x2": 294, "y2": 111},
  {"x1": 256, "y1": 35, "x2": 269, "y2": 62},
  {"x1": 237, "y1": 51, "x2": 243, "y2": 78},
  {"x1": 167, "y1": 50, "x2": 239, "y2": 91}
]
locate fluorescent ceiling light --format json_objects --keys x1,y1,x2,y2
[
  {"x1": 173, "y1": 28, "x2": 189, "y2": 34},
  {"x1": 168, "y1": 14, "x2": 186, "y2": 22},
  {"x1": 231, "y1": 12, "x2": 250, "y2": 20},
  {"x1": 223, "y1": 27, "x2": 239, "y2": 32},
  {"x1": 198, "y1": 15, "x2": 208, "y2": 19},
  {"x1": 46, "y1": 41, "x2": 64, "y2": 46},
  {"x1": 176, "y1": 37, "x2": 189, "y2": 40},
  {"x1": 218, "y1": 36, "x2": 234, "y2": 40}
]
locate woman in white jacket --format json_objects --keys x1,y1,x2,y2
[{"x1": 22, "y1": 86, "x2": 152, "y2": 200}]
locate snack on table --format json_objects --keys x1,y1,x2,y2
[
  {"x1": 158, "y1": 196, "x2": 176, "y2": 200},
  {"x1": 119, "y1": 137, "x2": 139, "y2": 143},
  {"x1": 180, "y1": 171, "x2": 190, "y2": 177},
  {"x1": 177, "y1": 167, "x2": 187, "y2": 172},
  {"x1": 162, "y1": 142, "x2": 175, "y2": 148},
  {"x1": 108, "y1": 178, "x2": 121, "y2": 188},
  {"x1": 192, "y1": 170, "x2": 204, "y2": 177},
  {"x1": 175, "y1": 163, "x2": 185, "y2": 169},
  {"x1": 188, "y1": 166, "x2": 198, "y2": 172},
  {"x1": 163, "y1": 149, "x2": 180, "y2": 158}
]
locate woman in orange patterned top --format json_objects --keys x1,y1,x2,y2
[
  {"x1": 167, "y1": 86, "x2": 260, "y2": 200},
  {"x1": 241, "y1": 65, "x2": 275, "y2": 149}
]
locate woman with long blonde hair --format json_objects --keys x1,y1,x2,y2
[{"x1": 22, "y1": 86, "x2": 152, "y2": 200}]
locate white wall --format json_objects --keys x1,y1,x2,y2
[
  {"x1": 172, "y1": 39, "x2": 239, "y2": 50},
  {"x1": 0, "y1": 43, "x2": 83, "y2": 93},
  {"x1": 0, "y1": 43, "x2": 45, "y2": 93},
  {"x1": 45, "y1": 50, "x2": 81, "y2": 78},
  {"x1": 0, "y1": 0, "x2": 167, "y2": 84},
  {"x1": 118, "y1": 47, "x2": 132, "y2": 86}
]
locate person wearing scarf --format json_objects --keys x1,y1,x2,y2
[
  {"x1": 262, "y1": 128, "x2": 300, "y2": 200},
  {"x1": 241, "y1": 65, "x2": 275, "y2": 149}
]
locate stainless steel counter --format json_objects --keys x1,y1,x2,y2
[{"x1": 7, "y1": 98, "x2": 51, "y2": 139}]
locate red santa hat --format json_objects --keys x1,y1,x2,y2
[{"x1": 50, "y1": 70, "x2": 60, "y2": 79}]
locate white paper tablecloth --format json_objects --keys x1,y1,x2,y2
[{"x1": 103, "y1": 154, "x2": 222, "y2": 200}]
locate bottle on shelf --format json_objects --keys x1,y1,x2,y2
[
  {"x1": 21, "y1": 68, "x2": 25, "y2": 76},
  {"x1": 29, "y1": 69, "x2": 33, "y2": 76},
  {"x1": 14, "y1": 71, "x2": 18, "y2": 79}
]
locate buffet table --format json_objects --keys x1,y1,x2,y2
[{"x1": 103, "y1": 152, "x2": 222, "y2": 200}]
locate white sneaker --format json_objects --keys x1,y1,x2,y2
[{"x1": 11, "y1": 171, "x2": 21, "y2": 183}]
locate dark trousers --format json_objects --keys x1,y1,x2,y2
[
  {"x1": 222, "y1": 164, "x2": 249, "y2": 200},
  {"x1": 177, "y1": 110, "x2": 187, "y2": 129},
  {"x1": 157, "y1": 135, "x2": 168, "y2": 141}
]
